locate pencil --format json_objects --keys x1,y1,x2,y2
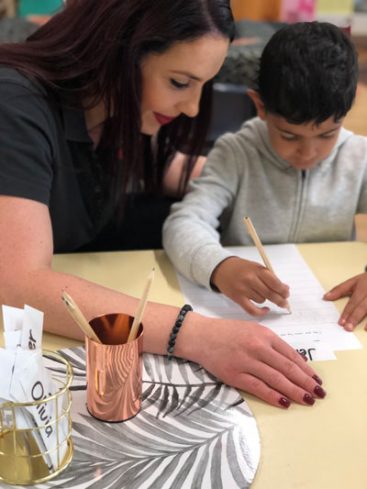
[
  {"x1": 127, "y1": 268, "x2": 155, "y2": 342},
  {"x1": 61, "y1": 291, "x2": 102, "y2": 343},
  {"x1": 243, "y1": 216, "x2": 291, "y2": 313}
]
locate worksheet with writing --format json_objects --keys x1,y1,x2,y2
[{"x1": 176, "y1": 244, "x2": 362, "y2": 361}]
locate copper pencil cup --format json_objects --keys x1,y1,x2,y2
[{"x1": 86, "y1": 313, "x2": 143, "y2": 423}]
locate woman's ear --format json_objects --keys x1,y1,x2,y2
[{"x1": 247, "y1": 89, "x2": 267, "y2": 120}]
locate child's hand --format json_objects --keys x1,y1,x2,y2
[
  {"x1": 323, "y1": 272, "x2": 367, "y2": 331},
  {"x1": 211, "y1": 256, "x2": 290, "y2": 316}
]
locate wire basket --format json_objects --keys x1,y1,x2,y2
[{"x1": 0, "y1": 350, "x2": 73, "y2": 485}]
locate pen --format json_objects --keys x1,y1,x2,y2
[{"x1": 243, "y1": 216, "x2": 291, "y2": 313}]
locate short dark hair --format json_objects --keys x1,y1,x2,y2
[
  {"x1": 0, "y1": 0, "x2": 235, "y2": 198},
  {"x1": 257, "y1": 21, "x2": 358, "y2": 124}
]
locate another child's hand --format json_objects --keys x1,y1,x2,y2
[
  {"x1": 211, "y1": 256, "x2": 290, "y2": 316},
  {"x1": 323, "y1": 272, "x2": 367, "y2": 331}
]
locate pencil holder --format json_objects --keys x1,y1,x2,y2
[
  {"x1": 0, "y1": 350, "x2": 73, "y2": 486},
  {"x1": 86, "y1": 313, "x2": 143, "y2": 422}
]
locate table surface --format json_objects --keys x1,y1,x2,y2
[{"x1": 5, "y1": 242, "x2": 367, "y2": 489}]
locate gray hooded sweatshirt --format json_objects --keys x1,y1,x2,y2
[{"x1": 163, "y1": 117, "x2": 367, "y2": 289}]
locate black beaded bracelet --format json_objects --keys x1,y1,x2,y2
[{"x1": 167, "y1": 304, "x2": 193, "y2": 360}]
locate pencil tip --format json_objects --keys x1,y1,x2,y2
[{"x1": 61, "y1": 291, "x2": 73, "y2": 308}]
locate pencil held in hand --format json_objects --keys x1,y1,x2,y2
[
  {"x1": 243, "y1": 216, "x2": 291, "y2": 313},
  {"x1": 61, "y1": 291, "x2": 102, "y2": 343}
]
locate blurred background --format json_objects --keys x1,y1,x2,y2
[{"x1": 1, "y1": 0, "x2": 366, "y2": 239}]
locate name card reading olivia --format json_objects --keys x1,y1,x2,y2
[{"x1": 0, "y1": 304, "x2": 68, "y2": 471}]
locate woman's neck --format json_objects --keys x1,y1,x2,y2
[{"x1": 84, "y1": 101, "x2": 106, "y2": 148}]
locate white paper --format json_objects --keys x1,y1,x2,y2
[
  {"x1": 11, "y1": 349, "x2": 68, "y2": 470},
  {"x1": 3, "y1": 330, "x2": 21, "y2": 349},
  {"x1": 293, "y1": 342, "x2": 337, "y2": 361},
  {"x1": 2, "y1": 305, "x2": 24, "y2": 332},
  {"x1": 176, "y1": 244, "x2": 362, "y2": 360},
  {"x1": 0, "y1": 348, "x2": 15, "y2": 397},
  {"x1": 20, "y1": 305, "x2": 44, "y2": 350},
  {"x1": 0, "y1": 305, "x2": 68, "y2": 471}
]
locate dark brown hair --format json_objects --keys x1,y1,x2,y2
[
  {"x1": 0, "y1": 0, "x2": 235, "y2": 202},
  {"x1": 257, "y1": 21, "x2": 358, "y2": 124}
]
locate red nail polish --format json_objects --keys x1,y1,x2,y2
[
  {"x1": 279, "y1": 397, "x2": 291, "y2": 408},
  {"x1": 313, "y1": 374, "x2": 322, "y2": 385},
  {"x1": 314, "y1": 385, "x2": 326, "y2": 398},
  {"x1": 303, "y1": 393, "x2": 315, "y2": 405}
]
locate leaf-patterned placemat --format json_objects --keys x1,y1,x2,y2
[{"x1": 13, "y1": 347, "x2": 260, "y2": 489}]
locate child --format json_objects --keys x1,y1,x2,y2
[{"x1": 163, "y1": 21, "x2": 367, "y2": 331}]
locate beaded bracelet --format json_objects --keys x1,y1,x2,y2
[{"x1": 167, "y1": 304, "x2": 193, "y2": 360}]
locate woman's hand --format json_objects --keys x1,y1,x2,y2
[
  {"x1": 192, "y1": 316, "x2": 326, "y2": 408},
  {"x1": 211, "y1": 256, "x2": 290, "y2": 316},
  {"x1": 324, "y1": 272, "x2": 367, "y2": 331}
]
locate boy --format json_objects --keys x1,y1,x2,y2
[{"x1": 163, "y1": 21, "x2": 367, "y2": 331}]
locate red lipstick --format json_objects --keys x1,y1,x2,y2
[{"x1": 153, "y1": 112, "x2": 176, "y2": 125}]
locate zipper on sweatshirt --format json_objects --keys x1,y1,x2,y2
[{"x1": 290, "y1": 170, "x2": 308, "y2": 241}]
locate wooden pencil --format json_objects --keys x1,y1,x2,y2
[
  {"x1": 61, "y1": 291, "x2": 102, "y2": 343},
  {"x1": 127, "y1": 268, "x2": 155, "y2": 342},
  {"x1": 243, "y1": 216, "x2": 291, "y2": 313}
]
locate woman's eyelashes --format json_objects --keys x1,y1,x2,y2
[{"x1": 170, "y1": 78, "x2": 190, "y2": 89}]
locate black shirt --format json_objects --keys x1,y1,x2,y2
[{"x1": 0, "y1": 67, "x2": 113, "y2": 252}]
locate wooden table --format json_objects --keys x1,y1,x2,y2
[{"x1": 8, "y1": 241, "x2": 367, "y2": 488}]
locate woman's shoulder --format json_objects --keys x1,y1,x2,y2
[
  {"x1": 0, "y1": 66, "x2": 60, "y2": 140},
  {"x1": 0, "y1": 66, "x2": 47, "y2": 96}
]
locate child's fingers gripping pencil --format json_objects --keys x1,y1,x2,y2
[{"x1": 243, "y1": 216, "x2": 291, "y2": 313}]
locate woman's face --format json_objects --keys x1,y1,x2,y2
[{"x1": 140, "y1": 35, "x2": 229, "y2": 135}]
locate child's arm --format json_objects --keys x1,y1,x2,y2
[
  {"x1": 211, "y1": 256, "x2": 290, "y2": 315},
  {"x1": 164, "y1": 132, "x2": 290, "y2": 314},
  {"x1": 163, "y1": 135, "x2": 245, "y2": 289},
  {"x1": 323, "y1": 273, "x2": 367, "y2": 330}
]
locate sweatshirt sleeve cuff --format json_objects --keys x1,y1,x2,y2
[{"x1": 190, "y1": 245, "x2": 235, "y2": 290}]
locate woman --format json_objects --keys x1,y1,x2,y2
[{"x1": 0, "y1": 0, "x2": 325, "y2": 408}]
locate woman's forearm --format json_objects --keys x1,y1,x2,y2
[
  {"x1": 0, "y1": 266, "x2": 326, "y2": 409},
  {"x1": 0, "y1": 266, "x2": 199, "y2": 358}
]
